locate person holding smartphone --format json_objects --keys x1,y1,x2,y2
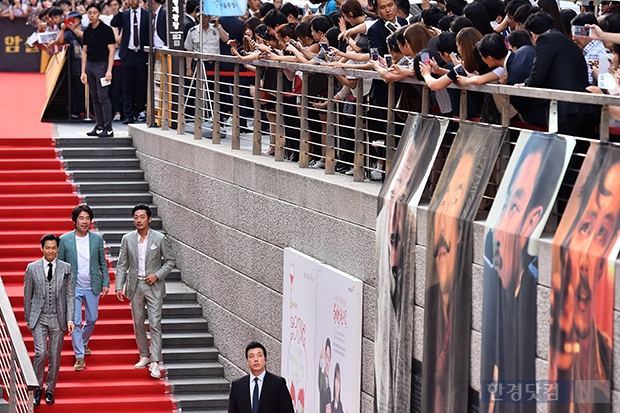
[{"x1": 81, "y1": 2, "x2": 115, "y2": 137}]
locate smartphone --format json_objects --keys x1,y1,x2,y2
[
  {"x1": 384, "y1": 21, "x2": 397, "y2": 33},
  {"x1": 420, "y1": 51, "x2": 430, "y2": 65},
  {"x1": 319, "y1": 42, "x2": 330, "y2": 52},
  {"x1": 288, "y1": 40, "x2": 298, "y2": 48},
  {"x1": 384, "y1": 53, "x2": 393, "y2": 68},
  {"x1": 454, "y1": 64, "x2": 467, "y2": 76},
  {"x1": 370, "y1": 47, "x2": 379, "y2": 61},
  {"x1": 228, "y1": 39, "x2": 238, "y2": 48},
  {"x1": 450, "y1": 51, "x2": 461, "y2": 61},
  {"x1": 572, "y1": 25, "x2": 591, "y2": 37}
]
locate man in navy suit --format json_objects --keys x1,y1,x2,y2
[
  {"x1": 228, "y1": 342, "x2": 294, "y2": 413},
  {"x1": 58, "y1": 204, "x2": 109, "y2": 372},
  {"x1": 111, "y1": 0, "x2": 150, "y2": 124},
  {"x1": 367, "y1": 0, "x2": 408, "y2": 179}
]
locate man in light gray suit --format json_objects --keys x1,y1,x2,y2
[
  {"x1": 115, "y1": 204, "x2": 175, "y2": 379},
  {"x1": 58, "y1": 204, "x2": 110, "y2": 372},
  {"x1": 24, "y1": 234, "x2": 75, "y2": 406}
]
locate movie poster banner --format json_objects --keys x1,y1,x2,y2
[
  {"x1": 282, "y1": 248, "x2": 319, "y2": 413},
  {"x1": 375, "y1": 114, "x2": 448, "y2": 413},
  {"x1": 480, "y1": 132, "x2": 574, "y2": 413},
  {"x1": 315, "y1": 264, "x2": 363, "y2": 413},
  {"x1": 548, "y1": 143, "x2": 620, "y2": 413},
  {"x1": 422, "y1": 122, "x2": 506, "y2": 413}
]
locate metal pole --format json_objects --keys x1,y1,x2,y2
[
  {"x1": 212, "y1": 60, "x2": 221, "y2": 143},
  {"x1": 275, "y1": 69, "x2": 285, "y2": 161},
  {"x1": 325, "y1": 74, "x2": 335, "y2": 174},
  {"x1": 353, "y1": 78, "x2": 364, "y2": 182},
  {"x1": 252, "y1": 66, "x2": 262, "y2": 155},
  {"x1": 232, "y1": 63, "x2": 240, "y2": 149},
  {"x1": 299, "y1": 71, "x2": 310, "y2": 167}
]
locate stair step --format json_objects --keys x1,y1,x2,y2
[
  {"x1": 168, "y1": 377, "x2": 229, "y2": 394},
  {"x1": 173, "y1": 393, "x2": 230, "y2": 410},
  {"x1": 64, "y1": 158, "x2": 141, "y2": 169},
  {"x1": 162, "y1": 332, "x2": 213, "y2": 347},
  {"x1": 95, "y1": 217, "x2": 163, "y2": 230},
  {"x1": 76, "y1": 181, "x2": 151, "y2": 193},
  {"x1": 165, "y1": 362, "x2": 225, "y2": 378},
  {"x1": 80, "y1": 193, "x2": 154, "y2": 205},
  {"x1": 58, "y1": 147, "x2": 137, "y2": 158},
  {"x1": 162, "y1": 317, "x2": 208, "y2": 333},
  {"x1": 91, "y1": 205, "x2": 158, "y2": 218},
  {"x1": 163, "y1": 347, "x2": 219, "y2": 362},
  {"x1": 55, "y1": 137, "x2": 134, "y2": 147},
  {"x1": 162, "y1": 302, "x2": 203, "y2": 317},
  {"x1": 70, "y1": 170, "x2": 145, "y2": 181}
]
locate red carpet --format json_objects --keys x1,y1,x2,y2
[{"x1": 0, "y1": 73, "x2": 176, "y2": 413}]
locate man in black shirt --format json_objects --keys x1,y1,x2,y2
[{"x1": 81, "y1": 2, "x2": 116, "y2": 137}]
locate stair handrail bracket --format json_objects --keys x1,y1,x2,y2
[{"x1": 0, "y1": 277, "x2": 38, "y2": 413}]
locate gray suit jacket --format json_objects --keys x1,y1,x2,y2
[
  {"x1": 58, "y1": 231, "x2": 110, "y2": 295},
  {"x1": 24, "y1": 258, "x2": 75, "y2": 331},
  {"x1": 115, "y1": 229, "x2": 175, "y2": 300}
]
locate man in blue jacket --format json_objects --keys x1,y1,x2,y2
[{"x1": 58, "y1": 204, "x2": 109, "y2": 372}]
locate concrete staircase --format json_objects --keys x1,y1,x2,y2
[{"x1": 55, "y1": 136, "x2": 230, "y2": 413}]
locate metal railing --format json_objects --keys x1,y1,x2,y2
[
  {"x1": 145, "y1": 47, "x2": 620, "y2": 223},
  {"x1": 0, "y1": 278, "x2": 38, "y2": 413}
]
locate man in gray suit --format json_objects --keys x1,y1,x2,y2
[
  {"x1": 115, "y1": 204, "x2": 175, "y2": 379},
  {"x1": 58, "y1": 204, "x2": 110, "y2": 372},
  {"x1": 24, "y1": 234, "x2": 75, "y2": 406}
]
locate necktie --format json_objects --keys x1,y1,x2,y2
[
  {"x1": 47, "y1": 263, "x2": 53, "y2": 282},
  {"x1": 133, "y1": 10, "x2": 139, "y2": 48},
  {"x1": 252, "y1": 377, "x2": 259, "y2": 413}
]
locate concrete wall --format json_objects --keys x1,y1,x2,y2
[{"x1": 130, "y1": 125, "x2": 620, "y2": 413}]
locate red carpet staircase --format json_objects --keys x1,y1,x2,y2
[{"x1": 0, "y1": 73, "x2": 176, "y2": 413}]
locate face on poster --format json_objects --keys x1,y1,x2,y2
[
  {"x1": 315, "y1": 265, "x2": 363, "y2": 413},
  {"x1": 549, "y1": 144, "x2": 620, "y2": 412},
  {"x1": 480, "y1": 132, "x2": 573, "y2": 411},
  {"x1": 423, "y1": 122, "x2": 506, "y2": 413},
  {"x1": 375, "y1": 114, "x2": 448, "y2": 413}
]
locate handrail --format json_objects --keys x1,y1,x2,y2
[
  {"x1": 149, "y1": 46, "x2": 620, "y2": 107},
  {"x1": 0, "y1": 277, "x2": 38, "y2": 413}
]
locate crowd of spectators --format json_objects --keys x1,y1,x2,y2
[{"x1": 207, "y1": 0, "x2": 620, "y2": 177}]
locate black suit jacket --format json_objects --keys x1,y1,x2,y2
[
  {"x1": 228, "y1": 371, "x2": 294, "y2": 413},
  {"x1": 367, "y1": 17, "x2": 407, "y2": 106},
  {"x1": 154, "y1": 6, "x2": 167, "y2": 46},
  {"x1": 183, "y1": 14, "x2": 196, "y2": 42},
  {"x1": 506, "y1": 45, "x2": 547, "y2": 126},
  {"x1": 111, "y1": 7, "x2": 151, "y2": 59},
  {"x1": 219, "y1": 17, "x2": 244, "y2": 72},
  {"x1": 524, "y1": 29, "x2": 597, "y2": 121}
]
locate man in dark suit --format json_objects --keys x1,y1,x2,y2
[
  {"x1": 228, "y1": 342, "x2": 294, "y2": 413},
  {"x1": 367, "y1": 0, "x2": 407, "y2": 178},
  {"x1": 111, "y1": 0, "x2": 150, "y2": 124},
  {"x1": 24, "y1": 234, "x2": 75, "y2": 406},
  {"x1": 183, "y1": 0, "x2": 199, "y2": 42},
  {"x1": 152, "y1": 0, "x2": 167, "y2": 47},
  {"x1": 523, "y1": 11, "x2": 599, "y2": 137}
]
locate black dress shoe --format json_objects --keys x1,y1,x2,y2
[
  {"x1": 122, "y1": 117, "x2": 134, "y2": 125},
  {"x1": 45, "y1": 392, "x2": 55, "y2": 405},
  {"x1": 86, "y1": 127, "x2": 103, "y2": 136},
  {"x1": 33, "y1": 389, "x2": 41, "y2": 406}
]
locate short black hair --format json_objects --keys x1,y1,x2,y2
[
  {"x1": 48, "y1": 6, "x2": 64, "y2": 16},
  {"x1": 421, "y1": 5, "x2": 445, "y2": 28},
  {"x1": 513, "y1": 4, "x2": 539, "y2": 26},
  {"x1": 571, "y1": 12, "x2": 597, "y2": 27},
  {"x1": 186, "y1": 0, "x2": 199, "y2": 14},
  {"x1": 57, "y1": 0, "x2": 71, "y2": 6},
  {"x1": 85, "y1": 2, "x2": 101, "y2": 12},
  {"x1": 263, "y1": 8, "x2": 287, "y2": 28},
  {"x1": 71, "y1": 204, "x2": 94, "y2": 224},
  {"x1": 437, "y1": 30, "x2": 457, "y2": 54},
  {"x1": 311, "y1": 14, "x2": 333, "y2": 34},
  {"x1": 132, "y1": 203, "x2": 152, "y2": 218},
  {"x1": 437, "y1": 14, "x2": 456, "y2": 31},
  {"x1": 504, "y1": 0, "x2": 529, "y2": 17},
  {"x1": 260, "y1": 2, "x2": 276, "y2": 17},
  {"x1": 450, "y1": 16, "x2": 473, "y2": 33},
  {"x1": 476, "y1": 32, "x2": 508, "y2": 60},
  {"x1": 395, "y1": 0, "x2": 410, "y2": 16},
  {"x1": 279, "y1": 2, "x2": 299, "y2": 18},
  {"x1": 40, "y1": 233, "x2": 60, "y2": 247},
  {"x1": 477, "y1": 0, "x2": 503, "y2": 19},
  {"x1": 507, "y1": 28, "x2": 532, "y2": 48},
  {"x1": 445, "y1": 0, "x2": 467, "y2": 16},
  {"x1": 524, "y1": 11, "x2": 555, "y2": 35},
  {"x1": 599, "y1": 12, "x2": 620, "y2": 33},
  {"x1": 245, "y1": 341, "x2": 267, "y2": 359}
]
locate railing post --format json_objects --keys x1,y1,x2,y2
[
  {"x1": 459, "y1": 89, "x2": 467, "y2": 121},
  {"x1": 212, "y1": 60, "x2": 221, "y2": 144},
  {"x1": 548, "y1": 99, "x2": 558, "y2": 134},
  {"x1": 232, "y1": 64, "x2": 241, "y2": 149},
  {"x1": 385, "y1": 81, "x2": 396, "y2": 174},
  {"x1": 177, "y1": 56, "x2": 185, "y2": 135},
  {"x1": 600, "y1": 105, "x2": 610, "y2": 143},
  {"x1": 194, "y1": 58, "x2": 203, "y2": 140},
  {"x1": 161, "y1": 54, "x2": 169, "y2": 131},
  {"x1": 252, "y1": 66, "x2": 262, "y2": 155},
  {"x1": 299, "y1": 71, "x2": 310, "y2": 167},
  {"x1": 275, "y1": 69, "x2": 285, "y2": 161},
  {"x1": 325, "y1": 74, "x2": 335, "y2": 174},
  {"x1": 421, "y1": 85, "x2": 430, "y2": 115},
  {"x1": 500, "y1": 94, "x2": 510, "y2": 127},
  {"x1": 353, "y1": 78, "x2": 364, "y2": 182}
]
